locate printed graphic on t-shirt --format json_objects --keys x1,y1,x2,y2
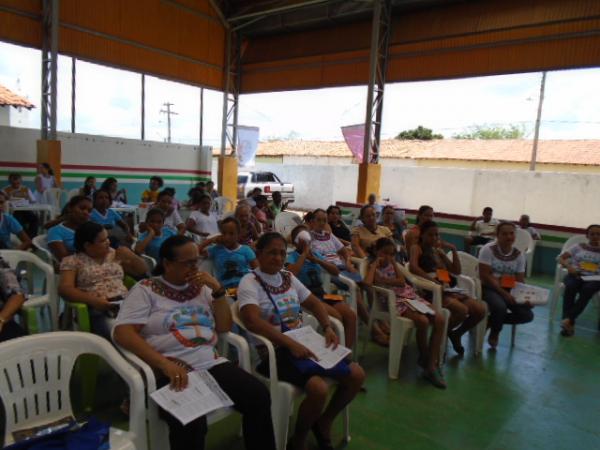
[{"x1": 167, "y1": 304, "x2": 217, "y2": 348}]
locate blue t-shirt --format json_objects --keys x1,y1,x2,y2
[
  {"x1": 90, "y1": 208, "x2": 122, "y2": 228},
  {"x1": 47, "y1": 224, "x2": 76, "y2": 253},
  {"x1": 207, "y1": 244, "x2": 256, "y2": 289},
  {"x1": 286, "y1": 250, "x2": 325, "y2": 293},
  {"x1": 0, "y1": 213, "x2": 23, "y2": 248},
  {"x1": 138, "y1": 227, "x2": 177, "y2": 260}
]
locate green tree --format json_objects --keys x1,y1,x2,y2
[
  {"x1": 453, "y1": 124, "x2": 526, "y2": 139},
  {"x1": 395, "y1": 125, "x2": 443, "y2": 140}
]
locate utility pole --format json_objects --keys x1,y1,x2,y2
[
  {"x1": 160, "y1": 102, "x2": 178, "y2": 143},
  {"x1": 530, "y1": 71, "x2": 547, "y2": 171}
]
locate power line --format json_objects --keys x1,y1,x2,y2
[{"x1": 159, "y1": 102, "x2": 178, "y2": 143}]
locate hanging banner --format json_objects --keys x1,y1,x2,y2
[
  {"x1": 237, "y1": 126, "x2": 260, "y2": 167},
  {"x1": 341, "y1": 124, "x2": 365, "y2": 163}
]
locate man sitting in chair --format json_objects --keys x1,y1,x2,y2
[{"x1": 465, "y1": 206, "x2": 499, "y2": 253}]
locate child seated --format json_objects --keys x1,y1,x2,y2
[
  {"x1": 287, "y1": 225, "x2": 357, "y2": 348},
  {"x1": 186, "y1": 194, "x2": 219, "y2": 241},
  {"x1": 0, "y1": 192, "x2": 31, "y2": 250},
  {"x1": 155, "y1": 190, "x2": 185, "y2": 234},
  {"x1": 141, "y1": 176, "x2": 163, "y2": 203},
  {"x1": 198, "y1": 217, "x2": 257, "y2": 291},
  {"x1": 134, "y1": 208, "x2": 176, "y2": 260},
  {"x1": 90, "y1": 189, "x2": 134, "y2": 246},
  {"x1": 365, "y1": 237, "x2": 447, "y2": 389}
]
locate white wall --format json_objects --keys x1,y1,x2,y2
[{"x1": 0, "y1": 108, "x2": 8, "y2": 127}]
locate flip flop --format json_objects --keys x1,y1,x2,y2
[{"x1": 448, "y1": 331, "x2": 465, "y2": 356}]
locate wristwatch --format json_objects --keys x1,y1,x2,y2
[{"x1": 211, "y1": 287, "x2": 226, "y2": 299}]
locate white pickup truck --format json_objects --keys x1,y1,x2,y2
[{"x1": 237, "y1": 171, "x2": 295, "y2": 204}]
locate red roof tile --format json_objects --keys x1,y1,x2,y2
[{"x1": 0, "y1": 84, "x2": 34, "y2": 109}]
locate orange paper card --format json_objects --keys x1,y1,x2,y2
[
  {"x1": 436, "y1": 269, "x2": 451, "y2": 283},
  {"x1": 579, "y1": 262, "x2": 599, "y2": 272},
  {"x1": 500, "y1": 275, "x2": 516, "y2": 289},
  {"x1": 323, "y1": 294, "x2": 344, "y2": 302}
]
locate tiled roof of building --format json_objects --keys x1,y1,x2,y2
[
  {"x1": 227, "y1": 139, "x2": 600, "y2": 166},
  {"x1": 0, "y1": 83, "x2": 34, "y2": 109}
]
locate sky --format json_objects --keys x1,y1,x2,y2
[{"x1": 1, "y1": 41, "x2": 600, "y2": 146}]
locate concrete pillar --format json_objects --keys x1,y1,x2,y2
[
  {"x1": 356, "y1": 162, "x2": 381, "y2": 204},
  {"x1": 37, "y1": 139, "x2": 62, "y2": 185},
  {"x1": 218, "y1": 155, "x2": 238, "y2": 202}
]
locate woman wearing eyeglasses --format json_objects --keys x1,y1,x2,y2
[{"x1": 114, "y1": 235, "x2": 275, "y2": 450}]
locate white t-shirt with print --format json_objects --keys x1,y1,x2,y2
[
  {"x1": 566, "y1": 243, "x2": 600, "y2": 276},
  {"x1": 478, "y1": 242, "x2": 526, "y2": 278},
  {"x1": 116, "y1": 277, "x2": 227, "y2": 371},
  {"x1": 309, "y1": 231, "x2": 344, "y2": 266},
  {"x1": 475, "y1": 219, "x2": 499, "y2": 237},
  {"x1": 237, "y1": 269, "x2": 311, "y2": 332},
  {"x1": 163, "y1": 209, "x2": 183, "y2": 231},
  {"x1": 189, "y1": 210, "x2": 219, "y2": 236}
]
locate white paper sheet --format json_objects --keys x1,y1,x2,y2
[
  {"x1": 405, "y1": 299, "x2": 435, "y2": 315},
  {"x1": 150, "y1": 370, "x2": 233, "y2": 425},
  {"x1": 444, "y1": 287, "x2": 467, "y2": 294},
  {"x1": 511, "y1": 282, "x2": 549, "y2": 306},
  {"x1": 581, "y1": 275, "x2": 600, "y2": 282},
  {"x1": 284, "y1": 326, "x2": 351, "y2": 370}
]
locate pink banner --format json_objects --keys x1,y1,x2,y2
[{"x1": 341, "y1": 124, "x2": 365, "y2": 163}]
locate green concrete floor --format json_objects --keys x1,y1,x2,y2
[{"x1": 89, "y1": 274, "x2": 600, "y2": 450}]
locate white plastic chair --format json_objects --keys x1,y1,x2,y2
[
  {"x1": 66, "y1": 188, "x2": 80, "y2": 201},
  {"x1": 42, "y1": 187, "x2": 64, "y2": 218},
  {"x1": 232, "y1": 305, "x2": 349, "y2": 450},
  {"x1": 549, "y1": 235, "x2": 600, "y2": 326},
  {"x1": 514, "y1": 228, "x2": 536, "y2": 278},
  {"x1": 0, "y1": 332, "x2": 147, "y2": 450},
  {"x1": 273, "y1": 211, "x2": 302, "y2": 239},
  {"x1": 211, "y1": 196, "x2": 235, "y2": 218},
  {"x1": 32, "y1": 234, "x2": 56, "y2": 265},
  {"x1": 113, "y1": 330, "x2": 250, "y2": 450},
  {"x1": 0, "y1": 249, "x2": 59, "y2": 332},
  {"x1": 141, "y1": 254, "x2": 157, "y2": 274}
]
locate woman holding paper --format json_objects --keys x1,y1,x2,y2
[
  {"x1": 558, "y1": 224, "x2": 600, "y2": 337},
  {"x1": 114, "y1": 235, "x2": 276, "y2": 450},
  {"x1": 478, "y1": 222, "x2": 534, "y2": 349},
  {"x1": 238, "y1": 232, "x2": 365, "y2": 450},
  {"x1": 409, "y1": 221, "x2": 486, "y2": 356}
]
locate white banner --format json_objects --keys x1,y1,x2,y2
[{"x1": 237, "y1": 126, "x2": 260, "y2": 167}]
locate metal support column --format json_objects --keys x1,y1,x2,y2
[
  {"x1": 141, "y1": 74, "x2": 145, "y2": 140},
  {"x1": 363, "y1": 0, "x2": 392, "y2": 164},
  {"x1": 220, "y1": 31, "x2": 241, "y2": 157},
  {"x1": 70, "y1": 57, "x2": 76, "y2": 133},
  {"x1": 199, "y1": 87, "x2": 204, "y2": 148},
  {"x1": 41, "y1": 0, "x2": 59, "y2": 140},
  {"x1": 530, "y1": 71, "x2": 547, "y2": 171}
]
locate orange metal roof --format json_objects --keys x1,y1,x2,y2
[
  {"x1": 232, "y1": 139, "x2": 600, "y2": 166},
  {"x1": 0, "y1": 83, "x2": 34, "y2": 109}
]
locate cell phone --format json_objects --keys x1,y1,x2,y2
[{"x1": 108, "y1": 295, "x2": 125, "y2": 302}]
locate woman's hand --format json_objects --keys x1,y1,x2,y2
[
  {"x1": 324, "y1": 326, "x2": 339, "y2": 349},
  {"x1": 186, "y1": 271, "x2": 221, "y2": 290},
  {"x1": 89, "y1": 294, "x2": 113, "y2": 311},
  {"x1": 567, "y1": 265, "x2": 579, "y2": 276},
  {"x1": 288, "y1": 340, "x2": 318, "y2": 360},
  {"x1": 502, "y1": 290, "x2": 516, "y2": 305},
  {"x1": 159, "y1": 359, "x2": 189, "y2": 391},
  {"x1": 440, "y1": 240, "x2": 456, "y2": 251}
]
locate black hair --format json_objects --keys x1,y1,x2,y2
[
  {"x1": 483, "y1": 206, "x2": 493, "y2": 213},
  {"x1": 199, "y1": 194, "x2": 211, "y2": 203},
  {"x1": 74, "y1": 221, "x2": 104, "y2": 253},
  {"x1": 40, "y1": 162, "x2": 54, "y2": 176},
  {"x1": 146, "y1": 208, "x2": 165, "y2": 221},
  {"x1": 359, "y1": 204, "x2": 374, "y2": 219},
  {"x1": 373, "y1": 237, "x2": 396, "y2": 253},
  {"x1": 163, "y1": 187, "x2": 176, "y2": 196},
  {"x1": 150, "y1": 176, "x2": 164, "y2": 187},
  {"x1": 496, "y1": 221, "x2": 516, "y2": 235},
  {"x1": 83, "y1": 176, "x2": 96, "y2": 196},
  {"x1": 196, "y1": 181, "x2": 206, "y2": 188},
  {"x1": 92, "y1": 188, "x2": 111, "y2": 205},
  {"x1": 416, "y1": 205, "x2": 433, "y2": 225},
  {"x1": 255, "y1": 195, "x2": 268, "y2": 206},
  {"x1": 312, "y1": 208, "x2": 326, "y2": 219},
  {"x1": 206, "y1": 180, "x2": 214, "y2": 186},
  {"x1": 303, "y1": 211, "x2": 314, "y2": 223},
  {"x1": 255, "y1": 232, "x2": 287, "y2": 253},
  {"x1": 220, "y1": 216, "x2": 241, "y2": 232},
  {"x1": 100, "y1": 177, "x2": 117, "y2": 191},
  {"x1": 158, "y1": 189, "x2": 173, "y2": 200},
  {"x1": 153, "y1": 235, "x2": 194, "y2": 276},
  {"x1": 586, "y1": 224, "x2": 600, "y2": 235},
  {"x1": 290, "y1": 224, "x2": 308, "y2": 242},
  {"x1": 418, "y1": 220, "x2": 439, "y2": 241},
  {"x1": 66, "y1": 195, "x2": 92, "y2": 215},
  {"x1": 326, "y1": 205, "x2": 341, "y2": 215},
  {"x1": 8, "y1": 173, "x2": 21, "y2": 180}
]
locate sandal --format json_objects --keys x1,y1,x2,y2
[
  {"x1": 378, "y1": 320, "x2": 391, "y2": 335},
  {"x1": 560, "y1": 319, "x2": 575, "y2": 337},
  {"x1": 488, "y1": 332, "x2": 499, "y2": 349},
  {"x1": 312, "y1": 423, "x2": 334, "y2": 450},
  {"x1": 448, "y1": 331, "x2": 465, "y2": 356},
  {"x1": 371, "y1": 330, "x2": 390, "y2": 347},
  {"x1": 423, "y1": 369, "x2": 447, "y2": 389}
]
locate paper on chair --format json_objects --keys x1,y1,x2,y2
[
  {"x1": 405, "y1": 299, "x2": 435, "y2": 315},
  {"x1": 150, "y1": 370, "x2": 233, "y2": 425},
  {"x1": 511, "y1": 282, "x2": 549, "y2": 306},
  {"x1": 581, "y1": 275, "x2": 600, "y2": 282},
  {"x1": 284, "y1": 326, "x2": 351, "y2": 370},
  {"x1": 444, "y1": 287, "x2": 467, "y2": 294}
]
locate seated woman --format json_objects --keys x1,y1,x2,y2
[
  {"x1": 135, "y1": 208, "x2": 177, "y2": 260},
  {"x1": 253, "y1": 195, "x2": 272, "y2": 233},
  {"x1": 326, "y1": 205, "x2": 352, "y2": 245},
  {"x1": 90, "y1": 189, "x2": 134, "y2": 245},
  {"x1": 478, "y1": 222, "x2": 534, "y2": 348},
  {"x1": 365, "y1": 238, "x2": 446, "y2": 388},
  {"x1": 409, "y1": 221, "x2": 486, "y2": 356},
  {"x1": 100, "y1": 177, "x2": 128, "y2": 206},
  {"x1": 3, "y1": 173, "x2": 39, "y2": 238},
  {"x1": 114, "y1": 235, "x2": 276, "y2": 450},
  {"x1": 403, "y1": 205, "x2": 434, "y2": 252},
  {"x1": 48, "y1": 195, "x2": 93, "y2": 262},
  {"x1": 0, "y1": 256, "x2": 27, "y2": 342},
  {"x1": 380, "y1": 205, "x2": 407, "y2": 262},
  {"x1": 58, "y1": 222, "x2": 147, "y2": 339},
  {"x1": 287, "y1": 225, "x2": 357, "y2": 348},
  {"x1": 141, "y1": 176, "x2": 164, "y2": 203},
  {"x1": 198, "y1": 217, "x2": 257, "y2": 290},
  {"x1": 238, "y1": 232, "x2": 365, "y2": 450},
  {"x1": 34, "y1": 162, "x2": 58, "y2": 204},
  {"x1": 187, "y1": 194, "x2": 219, "y2": 241},
  {"x1": 79, "y1": 176, "x2": 96, "y2": 200},
  {"x1": 351, "y1": 205, "x2": 392, "y2": 258},
  {"x1": 0, "y1": 192, "x2": 32, "y2": 250},
  {"x1": 557, "y1": 224, "x2": 600, "y2": 337},
  {"x1": 155, "y1": 190, "x2": 185, "y2": 234},
  {"x1": 235, "y1": 204, "x2": 260, "y2": 248}
]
